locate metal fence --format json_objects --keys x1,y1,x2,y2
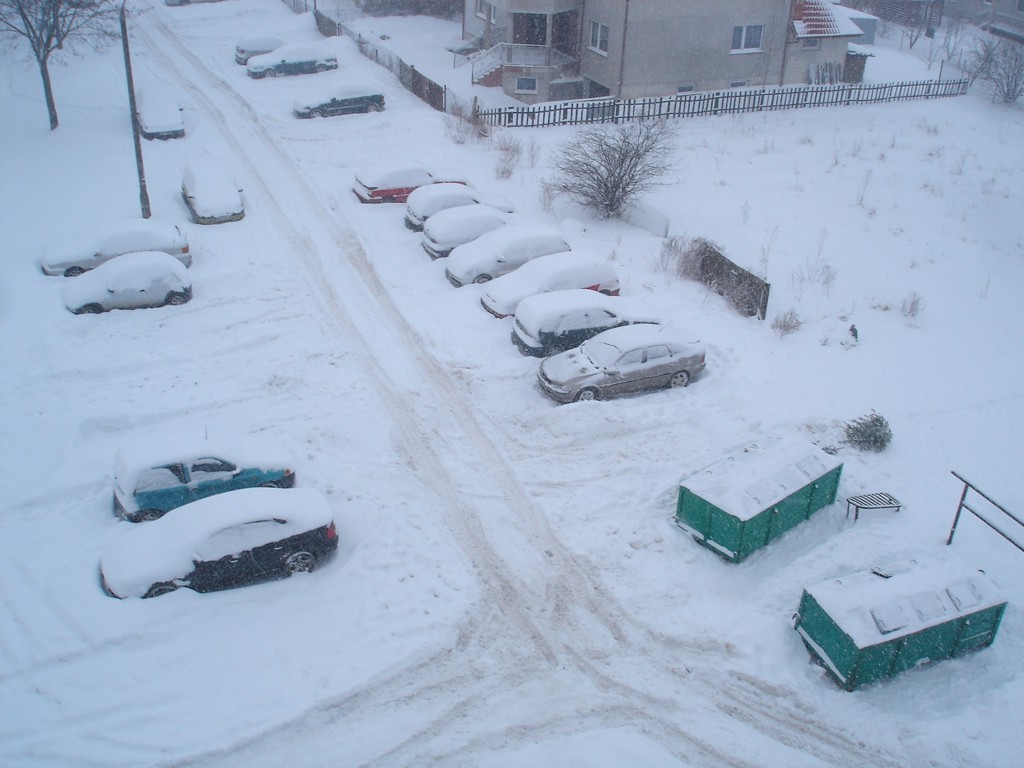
[
  {"x1": 477, "y1": 78, "x2": 970, "y2": 128},
  {"x1": 328, "y1": 16, "x2": 452, "y2": 114}
]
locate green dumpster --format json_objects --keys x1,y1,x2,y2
[
  {"x1": 794, "y1": 557, "x2": 1007, "y2": 691},
  {"x1": 675, "y1": 440, "x2": 843, "y2": 562}
]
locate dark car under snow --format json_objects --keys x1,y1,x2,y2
[{"x1": 100, "y1": 487, "x2": 338, "y2": 599}]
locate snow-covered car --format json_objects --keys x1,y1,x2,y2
[
  {"x1": 480, "y1": 252, "x2": 619, "y2": 318},
  {"x1": 181, "y1": 160, "x2": 244, "y2": 225},
  {"x1": 163, "y1": 0, "x2": 223, "y2": 6},
  {"x1": 420, "y1": 204, "x2": 511, "y2": 260},
  {"x1": 511, "y1": 289, "x2": 660, "y2": 356},
  {"x1": 235, "y1": 35, "x2": 284, "y2": 65},
  {"x1": 100, "y1": 487, "x2": 337, "y2": 599},
  {"x1": 444, "y1": 225, "x2": 569, "y2": 286},
  {"x1": 39, "y1": 219, "x2": 191, "y2": 277},
  {"x1": 246, "y1": 43, "x2": 338, "y2": 78},
  {"x1": 403, "y1": 183, "x2": 514, "y2": 232},
  {"x1": 62, "y1": 251, "x2": 192, "y2": 315},
  {"x1": 293, "y1": 84, "x2": 385, "y2": 118},
  {"x1": 135, "y1": 87, "x2": 184, "y2": 140},
  {"x1": 113, "y1": 436, "x2": 296, "y2": 522},
  {"x1": 352, "y1": 166, "x2": 467, "y2": 204},
  {"x1": 537, "y1": 324, "x2": 706, "y2": 404}
]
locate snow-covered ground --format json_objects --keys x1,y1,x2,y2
[{"x1": 2, "y1": 2, "x2": 1023, "y2": 766}]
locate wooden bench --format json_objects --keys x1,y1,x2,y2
[{"x1": 846, "y1": 492, "x2": 902, "y2": 522}]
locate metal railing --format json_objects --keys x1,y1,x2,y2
[
  {"x1": 471, "y1": 42, "x2": 574, "y2": 82},
  {"x1": 947, "y1": 471, "x2": 1023, "y2": 553}
]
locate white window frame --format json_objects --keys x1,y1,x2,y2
[
  {"x1": 514, "y1": 76, "x2": 538, "y2": 94},
  {"x1": 475, "y1": 0, "x2": 486, "y2": 21},
  {"x1": 490, "y1": 3, "x2": 497, "y2": 24},
  {"x1": 731, "y1": 24, "x2": 764, "y2": 53},
  {"x1": 589, "y1": 21, "x2": 609, "y2": 55}
]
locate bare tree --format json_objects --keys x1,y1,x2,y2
[
  {"x1": 0, "y1": 0, "x2": 117, "y2": 130},
  {"x1": 991, "y1": 39, "x2": 1024, "y2": 104},
  {"x1": 545, "y1": 120, "x2": 676, "y2": 219}
]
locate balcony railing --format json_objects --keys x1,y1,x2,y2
[{"x1": 470, "y1": 43, "x2": 575, "y2": 81}]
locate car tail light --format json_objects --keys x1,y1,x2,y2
[
  {"x1": 325, "y1": 522, "x2": 337, "y2": 539},
  {"x1": 181, "y1": 244, "x2": 190, "y2": 254}
]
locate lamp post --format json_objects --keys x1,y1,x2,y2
[{"x1": 119, "y1": 2, "x2": 151, "y2": 219}]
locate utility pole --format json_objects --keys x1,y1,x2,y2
[{"x1": 120, "y1": 3, "x2": 152, "y2": 219}]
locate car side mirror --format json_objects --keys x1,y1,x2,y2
[{"x1": 605, "y1": 368, "x2": 619, "y2": 376}]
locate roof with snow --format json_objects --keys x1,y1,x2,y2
[{"x1": 792, "y1": 0, "x2": 864, "y2": 38}]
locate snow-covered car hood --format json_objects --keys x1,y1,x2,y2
[{"x1": 539, "y1": 348, "x2": 603, "y2": 385}]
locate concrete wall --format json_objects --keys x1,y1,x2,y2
[{"x1": 580, "y1": 0, "x2": 792, "y2": 97}]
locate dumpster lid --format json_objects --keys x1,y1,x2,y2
[
  {"x1": 679, "y1": 438, "x2": 842, "y2": 521},
  {"x1": 804, "y1": 555, "x2": 1006, "y2": 648}
]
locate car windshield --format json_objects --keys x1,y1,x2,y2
[{"x1": 581, "y1": 339, "x2": 622, "y2": 368}]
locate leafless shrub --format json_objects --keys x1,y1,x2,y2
[
  {"x1": 494, "y1": 133, "x2": 522, "y2": 179},
  {"x1": 991, "y1": 39, "x2": 1024, "y2": 104},
  {"x1": 444, "y1": 113, "x2": 473, "y2": 144},
  {"x1": 772, "y1": 308, "x2": 803, "y2": 337},
  {"x1": 901, "y1": 291, "x2": 924, "y2": 319},
  {"x1": 545, "y1": 119, "x2": 677, "y2": 218},
  {"x1": 740, "y1": 199, "x2": 750, "y2": 224},
  {"x1": 941, "y1": 14, "x2": 966, "y2": 60},
  {"x1": 444, "y1": 100, "x2": 485, "y2": 144},
  {"x1": 525, "y1": 138, "x2": 541, "y2": 168},
  {"x1": 658, "y1": 236, "x2": 717, "y2": 281},
  {"x1": 857, "y1": 170, "x2": 872, "y2": 207},
  {"x1": 539, "y1": 180, "x2": 556, "y2": 213},
  {"x1": 961, "y1": 37, "x2": 998, "y2": 86}
]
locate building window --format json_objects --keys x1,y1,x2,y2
[
  {"x1": 731, "y1": 24, "x2": 763, "y2": 52},
  {"x1": 589, "y1": 21, "x2": 609, "y2": 54},
  {"x1": 475, "y1": 0, "x2": 486, "y2": 20},
  {"x1": 801, "y1": 37, "x2": 820, "y2": 50},
  {"x1": 490, "y1": 3, "x2": 497, "y2": 23},
  {"x1": 515, "y1": 77, "x2": 538, "y2": 94},
  {"x1": 1017, "y1": 0, "x2": 1024, "y2": 12},
  {"x1": 730, "y1": 81, "x2": 747, "y2": 88},
  {"x1": 676, "y1": 85, "x2": 694, "y2": 93}
]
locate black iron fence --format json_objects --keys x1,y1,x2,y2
[{"x1": 477, "y1": 78, "x2": 969, "y2": 128}]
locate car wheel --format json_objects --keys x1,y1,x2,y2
[
  {"x1": 312, "y1": 108, "x2": 327, "y2": 118},
  {"x1": 314, "y1": 64, "x2": 328, "y2": 73},
  {"x1": 64, "y1": 266, "x2": 86, "y2": 277},
  {"x1": 368, "y1": 103, "x2": 382, "y2": 112},
  {"x1": 78, "y1": 303, "x2": 104, "y2": 315},
  {"x1": 144, "y1": 582, "x2": 179, "y2": 599},
  {"x1": 137, "y1": 509, "x2": 164, "y2": 522},
  {"x1": 473, "y1": 274, "x2": 492, "y2": 284},
  {"x1": 574, "y1": 388, "x2": 598, "y2": 403},
  {"x1": 285, "y1": 551, "x2": 317, "y2": 575},
  {"x1": 668, "y1": 370, "x2": 691, "y2": 388},
  {"x1": 166, "y1": 291, "x2": 189, "y2": 306},
  {"x1": 265, "y1": 69, "x2": 278, "y2": 78}
]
